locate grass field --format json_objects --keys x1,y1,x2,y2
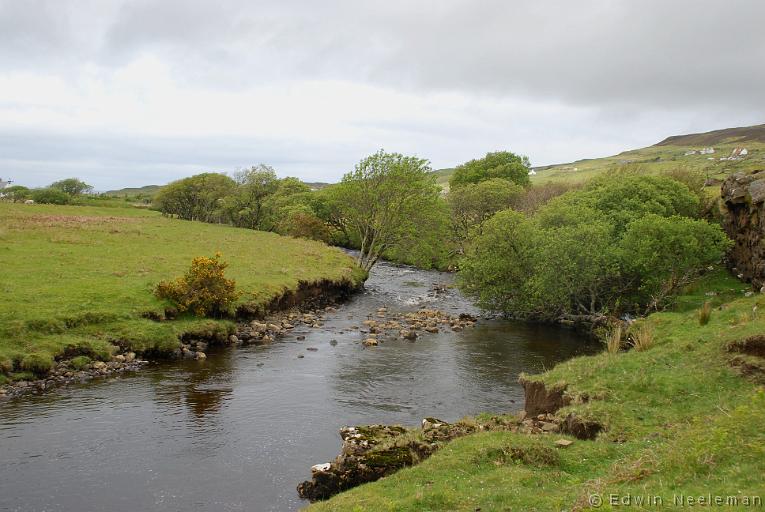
[
  {"x1": 0, "y1": 202, "x2": 365, "y2": 383},
  {"x1": 309, "y1": 268, "x2": 765, "y2": 510}
]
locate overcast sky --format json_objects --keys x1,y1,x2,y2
[{"x1": 2, "y1": 0, "x2": 764, "y2": 190}]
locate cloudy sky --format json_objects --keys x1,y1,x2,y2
[{"x1": 2, "y1": 0, "x2": 764, "y2": 190}]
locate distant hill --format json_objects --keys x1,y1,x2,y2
[
  {"x1": 304, "y1": 181, "x2": 330, "y2": 190},
  {"x1": 431, "y1": 123, "x2": 765, "y2": 188},
  {"x1": 104, "y1": 185, "x2": 163, "y2": 197},
  {"x1": 532, "y1": 123, "x2": 765, "y2": 185},
  {"x1": 656, "y1": 124, "x2": 765, "y2": 147},
  {"x1": 104, "y1": 179, "x2": 331, "y2": 197}
]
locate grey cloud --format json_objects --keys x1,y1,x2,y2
[{"x1": 1, "y1": 0, "x2": 763, "y2": 109}]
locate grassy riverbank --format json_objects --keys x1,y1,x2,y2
[
  {"x1": 0, "y1": 203, "x2": 365, "y2": 383},
  {"x1": 309, "y1": 268, "x2": 765, "y2": 510}
]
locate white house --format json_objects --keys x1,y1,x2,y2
[{"x1": 0, "y1": 178, "x2": 11, "y2": 189}]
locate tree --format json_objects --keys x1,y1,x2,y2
[
  {"x1": 458, "y1": 209, "x2": 538, "y2": 316},
  {"x1": 223, "y1": 165, "x2": 280, "y2": 229},
  {"x1": 449, "y1": 151, "x2": 531, "y2": 189},
  {"x1": 458, "y1": 173, "x2": 731, "y2": 321},
  {"x1": 447, "y1": 178, "x2": 524, "y2": 253},
  {"x1": 30, "y1": 188, "x2": 71, "y2": 204},
  {"x1": 260, "y1": 177, "x2": 312, "y2": 231},
  {"x1": 618, "y1": 214, "x2": 731, "y2": 312},
  {"x1": 2, "y1": 185, "x2": 30, "y2": 202},
  {"x1": 49, "y1": 178, "x2": 93, "y2": 196},
  {"x1": 334, "y1": 150, "x2": 443, "y2": 271},
  {"x1": 154, "y1": 173, "x2": 236, "y2": 222}
]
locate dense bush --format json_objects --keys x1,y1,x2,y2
[
  {"x1": 2, "y1": 185, "x2": 30, "y2": 202},
  {"x1": 154, "y1": 173, "x2": 236, "y2": 222},
  {"x1": 448, "y1": 178, "x2": 524, "y2": 253},
  {"x1": 50, "y1": 178, "x2": 93, "y2": 196},
  {"x1": 155, "y1": 253, "x2": 240, "y2": 317},
  {"x1": 30, "y1": 188, "x2": 71, "y2": 205},
  {"x1": 449, "y1": 151, "x2": 531, "y2": 189},
  {"x1": 459, "y1": 174, "x2": 731, "y2": 319}
]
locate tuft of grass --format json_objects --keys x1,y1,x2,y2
[
  {"x1": 20, "y1": 353, "x2": 54, "y2": 375},
  {"x1": 698, "y1": 300, "x2": 713, "y2": 325},
  {"x1": 604, "y1": 323, "x2": 623, "y2": 354},
  {"x1": 628, "y1": 322, "x2": 655, "y2": 352},
  {"x1": 69, "y1": 356, "x2": 92, "y2": 370},
  {"x1": 474, "y1": 441, "x2": 560, "y2": 468}
]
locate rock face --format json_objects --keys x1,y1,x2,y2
[{"x1": 721, "y1": 171, "x2": 765, "y2": 288}]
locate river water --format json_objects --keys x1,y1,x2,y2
[{"x1": 0, "y1": 261, "x2": 594, "y2": 512}]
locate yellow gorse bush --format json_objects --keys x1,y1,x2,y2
[{"x1": 155, "y1": 252, "x2": 240, "y2": 317}]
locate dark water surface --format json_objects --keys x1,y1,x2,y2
[{"x1": 0, "y1": 261, "x2": 594, "y2": 512}]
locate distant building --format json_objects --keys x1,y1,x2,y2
[
  {"x1": 723, "y1": 147, "x2": 750, "y2": 161},
  {"x1": 685, "y1": 147, "x2": 715, "y2": 156},
  {"x1": 0, "y1": 178, "x2": 11, "y2": 189}
]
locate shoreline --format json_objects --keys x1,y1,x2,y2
[{"x1": 0, "y1": 277, "x2": 365, "y2": 401}]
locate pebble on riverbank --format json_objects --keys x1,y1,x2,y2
[{"x1": 354, "y1": 309, "x2": 478, "y2": 346}]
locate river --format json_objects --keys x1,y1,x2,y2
[{"x1": 0, "y1": 260, "x2": 594, "y2": 512}]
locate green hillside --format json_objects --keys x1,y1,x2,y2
[
  {"x1": 534, "y1": 124, "x2": 765, "y2": 184},
  {"x1": 103, "y1": 184, "x2": 163, "y2": 198},
  {"x1": 434, "y1": 124, "x2": 765, "y2": 188}
]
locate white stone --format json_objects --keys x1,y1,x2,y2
[{"x1": 311, "y1": 463, "x2": 331, "y2": 473}]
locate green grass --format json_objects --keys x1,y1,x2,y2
[
  {"x1": 532, "y1": 140, "x2": 765, "y2": 186},
  {"x1": 0, "y1": 203, "x2": 365, "y2": 379},
  {"x1": 310, "y1": 268, "x2": 765, "y2": 510}
]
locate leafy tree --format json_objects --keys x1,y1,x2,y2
[
  {"x1": 2, "y1": 185, "x2": 30, "y2": 202},
  {"x1": 458, "y1": 210, "x2": 538, "y2": 315},
  {"x1": 224, "y1": 165, "x2": 280, "y2": 229},
  {"x1": 277, "y1": 210, "x2": 332, "y2": 242},
  {"x1": 311, "y1": 186, "x2": 352, "y2": 245},
  {"x1": 567, "y1": 174, "x2": 700, "y2": 233},
  {"x1": 49, "y1": 178, "x2": 93, "y2": 196},
  {"x1": 334, "y1": 150, "x2": 443, "y2": 271},
  {"x1": 447, "y1": 178, "x2": 524, "y2": 253},
  {"x1": 30, "y1": 188, "x2": 71, "y2": 205},
  {"x1": 458, "y1": 173, "x2": 730, "y2": 321},
  {"x1": 530, "y1": 220, "x2": 619, "y2": 317},
  {"x1": 154, "y1": 173, "x2": 236, "y2": 222},
  {"x1": 383, "y1": 197, "x2": 451, "y2": 269},
  {"x1": 619, "y1": 214, "x2": 731, "y2": 312},
  {"x1": 449, "y1": 151, "x2": 531, "y2": 189},
  {"x1": 260, "y1": 178, "x2": 313, "y2": 231}
]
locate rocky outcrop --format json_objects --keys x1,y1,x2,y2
[
  {"x1": 297, "y1": 417, "x2": 525, "y2": 502},
  {"x1": 720, "y1": 171, "x2": 765, "y2": 289}
]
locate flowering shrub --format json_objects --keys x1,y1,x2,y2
[{"x1": 155, "y1": 253, "x2": 240, "y2": 317}]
